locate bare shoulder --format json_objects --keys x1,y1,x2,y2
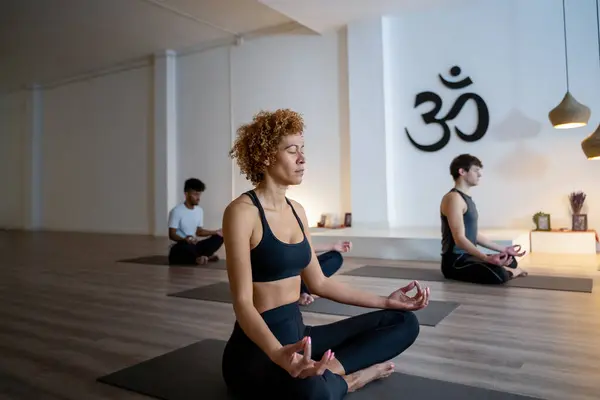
[
  {"x1": 441, "y1": 190, "x2": 458, "y2": 203},
  {"x1": 227, "y1": 193, "x2": 254, "y2": 209},
  {"x1": 288, "y1": 198, "x2": 309, "y2": 225},
  {"x1": 289, "y1": 198, "x2": 307, "y2": 216},
  {"x1": 223, "y1": 194, "x2": 258, "y2": 227},
  {"x1": 441, "y1": 191, "x2": 465, "y2": 214},
  {"x1": 288, "y1": 198, "x2": 305, "y2": 213}
]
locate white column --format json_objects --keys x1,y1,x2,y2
[
  {"x1": 22, "y1": 85, "x2": 43, "y2": 230},
  {"x1": 347, "y1": 18, "x2": 394, "y2": 229},
  {"x1": 152, "y1": 50, "x2": 178, "y2": 236}
]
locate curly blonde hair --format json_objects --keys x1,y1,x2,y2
[{"x1": 230, "y1": 109, "x2": 305, "y2": 185}]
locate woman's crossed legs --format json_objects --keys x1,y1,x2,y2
[{"x1": 225, "y1": 308, "x2": 420, "y2": 400}]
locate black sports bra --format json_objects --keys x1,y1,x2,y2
[{"x1": 244, "y1": 190, "x2": 312, "y2": 282}]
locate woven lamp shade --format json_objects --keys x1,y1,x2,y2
[
  {"x1": 581, "y1": 124, "x2": 600, "y2": 160},
  {"x1": 548, "y1": 91, "x2": 591, "y2": 129}
]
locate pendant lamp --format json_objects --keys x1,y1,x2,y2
[
  {"x1": 581, "y1": 125, "x2": 600, "y2": 159},
  {"x1": 580, "y1": 0, "x2": 600, "y2": 159},
  {"x1": 548, "y1": 0, "x2": 591, "y2": 129}
]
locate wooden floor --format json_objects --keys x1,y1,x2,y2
[{"x1": 1, "y1": 230, "x2": 600, "y2": 400}]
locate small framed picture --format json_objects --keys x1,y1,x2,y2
[
  {"x1": 344, "y1": 213, "x2": 352, "y2": 227},
  {"x1": 572, "y1": 214, "x2": 588, "y2": 231},
  {"x1": 534, "y1": 213, "x2": 551, "y2": 231},
  {"x1": 317, "y1": 214, "x2": 327, "y2": 228}
]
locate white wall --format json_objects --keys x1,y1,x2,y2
[
  {"x1": 0, "y1": 91, "x2": 25, "y2": 228},
  {"x1": 177, "y1": 29, "x2": 349, "y2": 229},
  {"x1": 373, "y1": 0, "x2": 600, "y2": 231},
  {"x1": 346, "y1": 18, "x2": 393, "y2": 229},
  {"x1": 8, "y1": 0, "x2": 596, "y2": 237},
  {"x1": 177, "y1": 47, "x2": 232, "y2": 231},
  {"x1": 0, "y1": 29, "x2": 348, "y2": 235},
  {"x1": 41, "y1": 67, "x2": 153, "y2": 234}
]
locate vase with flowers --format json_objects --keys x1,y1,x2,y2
[{"x1": 568, "y1": 191, "x2": 587, "y2": 231}]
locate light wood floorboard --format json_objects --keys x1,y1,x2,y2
[{"x1": 1, "y1": 230, "x2": 599, "y2": 400}]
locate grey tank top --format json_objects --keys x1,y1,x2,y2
[{"x1": 441, "y1": 188, "x2": 478, "y2": 255}]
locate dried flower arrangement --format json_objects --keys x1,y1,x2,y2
[{"x1": 568, "y1": 191, "x2": 586, "y2": 215}]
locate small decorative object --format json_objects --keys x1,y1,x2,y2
[
  {"x1": 344, "y1": 213, "x2": 352, "y2": 227},
  {"x1": 572, "y1": 214, "x2": 588, "y2": 231},
  {"x1": 568, "y1": 191, "x2": 587, "y2": 231},
  {"x1": 568, "y1": 191, "x2": 586, "y2": 214},
  {"x1": 533, "y1": 212, "x2": 551, "y2": 231},
  {"x1": 317, "y1": 214, "x2": 327, "y2": 228},
  {"x1": 324, "y1": 214, "x2": 333, "y2": 228}
]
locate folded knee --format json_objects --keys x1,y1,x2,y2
[
  {"x1": 212, "y1": 234, "x2": 224, "y2": 243},
  {"x1": 382, "y1": 309, "x2": 420, "y2": 344},
  {"x1": 329, "y1": 251, "x2": 344, "y2": 270},
  {"x1": 496, "y1": 268, "x2": 512, "y2": 284},
  {"x1": 401, "y1": 310, "x2": 420, "y2": 342},
  {"x1": 322, "y1": 250, "x2": 343, "y2": 265}
]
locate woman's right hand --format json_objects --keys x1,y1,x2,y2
[{"x1": 270, "y1": 336, "x2": 335, "y2": 379}]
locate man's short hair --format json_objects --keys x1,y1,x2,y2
[
  {"x1": 449, "y1": 154, "x2": 483, "y2": 180},
  {"x1": 184, "y1": 178, "x2": 205, "y2": 192}
]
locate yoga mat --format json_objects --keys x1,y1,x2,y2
[
  {"x1": 343, "y1": 265, "x2": 593, "y2": 293},
  {"x1": 98, "y1": 339, "x2": 541, "y2": 400},
  {"x1": 118, "y1": 255, "x2": 227, "y2": 269},
  {"x1": 168, "y1": 282, "x2": 460, "y2": 327},
  {"x1": 118, "y1": 255, "x2": 170, "y2": 265}
]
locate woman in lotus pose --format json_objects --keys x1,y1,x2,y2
[{"x1": 221, "y1": 109, "x2": 430, "y2": 399}]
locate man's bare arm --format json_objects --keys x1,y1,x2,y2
[
  {"x1": 169, "y1": 228, "x2": 188, "y2": 242},
  {"x1": 476, "y1": 233, "x2": 505, "y2": 253},
  {"x1": 196, "y1": 227, "x2": 220, "y2": 237},
  {"x1": 442, "y1": 193, "x2": 488, "y2": 260}
]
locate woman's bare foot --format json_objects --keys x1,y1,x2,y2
[
  {"x1": 508, "y1": 266, "x2": 528, "y2": 278},
  {"x1": 208, "y1": 255, "x2": 219, "y2": 262},
  {"x1": 343, "y1": 362, "x2": 395, "y2": 392},
  {"x1": 503, "y1": 265, "x2": 528, "y2": 279},
  {"x1": 195, "y1": 256, "x2": 208, "y2": 265},
  {"x1": 298, "y1": 293, "x2": 314, "y2": 306}
]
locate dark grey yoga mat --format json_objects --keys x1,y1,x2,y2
[
  {"x1": 343, "y1": 265, "x2": 594, "y2": 293},
  {"x1": 97, "y1": 339, "x2": 542, "y2": 400},
  {"x1": 168, "y1": 282, "x2": 459, "y2": 327},
  {"x1": 118, "y1": 255, "x2": 170, "y2": 265},
  {"x1": 118, "y1": 255, "x2": 227, "y2": 269}
]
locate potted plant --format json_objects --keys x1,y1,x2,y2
[
  {"x1": 568, "y1": 191, "x2": 587, "y2": 231},
  {"x1": 532, "y1": 211, "x2": 551, "y2": 231}
]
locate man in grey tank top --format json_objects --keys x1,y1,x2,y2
[{"x1": 439, "y1": 154, "x2": 528, "y2": 284}]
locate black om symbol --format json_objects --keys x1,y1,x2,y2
[{"x1": 404, "y1": 66, "x2": 490, "y2": 152}]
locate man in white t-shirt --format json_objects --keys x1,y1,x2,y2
[{"x1": 167, "y1": 178, "x2": 223, "y2": 265}]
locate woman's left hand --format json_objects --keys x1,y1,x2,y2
[{"x1": 386, "y1": 280, "x2": 430, "y2": 311}]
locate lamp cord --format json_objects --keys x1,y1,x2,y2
[{"x1": 562, "y1": 0, "x2": 570, "y2": 90}]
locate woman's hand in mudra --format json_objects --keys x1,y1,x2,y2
[
  {"x1": 386, "y1": 280, "x2": 430, "y2": 311},
  {"x1": 270, "y1": 336, "x2": 335, "y2": 379}
]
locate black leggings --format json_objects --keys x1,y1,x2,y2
[
  {"x1": 301, "y1": 251, "x2": 344, "y2": 295},
  {"x1": 168, "y1": 235, "x2": 223, "y2": 265},
  {"x1": 441, "y1": 252, "x2": 519, "y2": 284},
  {"x1": 222, "y1": 301, "x2": 419, "y2": 400}
]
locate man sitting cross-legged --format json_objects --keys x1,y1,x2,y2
[
  {"x1": 439, "y1": 154, "x2": 527, "y2": 284},
  {"x1": 168, "y1": 178, "x2": 223, "y2": 266},
  {"x1": 299, "y1": 240, "x2": 352, "y2": 305}
]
